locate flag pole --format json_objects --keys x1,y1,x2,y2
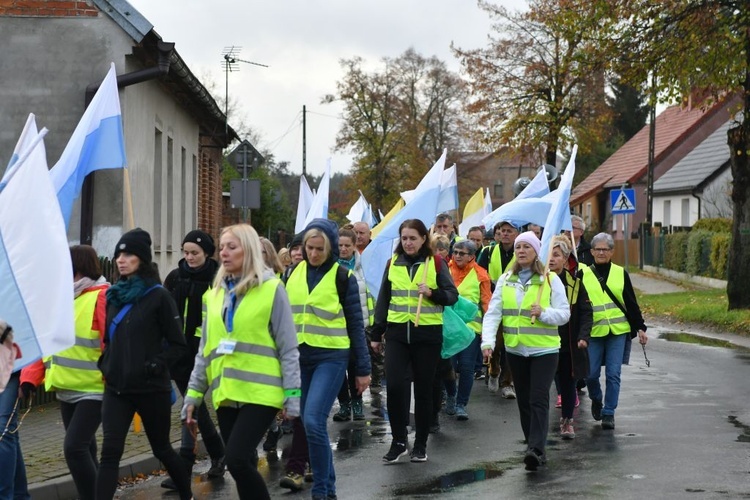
[
  {"x1": 414, "y1": 256, "x2": 431, "y2": 327},
  {"x1": 123, "y1": 168, "x2": 135, "y2": 230},
  {"x1": 530, "y1": 245, "x2": 554, "y2": 325}
]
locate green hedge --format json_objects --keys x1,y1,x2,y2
[
  {"x1": 664, "y1": 232, "x2": 689, "y2": 272},
  {"x1": 709, "y1": 233, "x2": 731, "y2": 279},
  {"x1": 686, "y1": 230, "x2": 713, "y2": 276},
  {"x1": 693, "y1": 217, "x2": 732, "y2": 233}
]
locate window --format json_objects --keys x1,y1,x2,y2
[
  {"x1": 153, "y1": 129, "x2": 162, "y2": 250},
  {"x1": 663, "y1": 200, "x2": 671, "y2": 227},
  {"x1": 681, "y1": 198, "x2": 690, "y2": 226},
  {"x1": 166, "y1": 137, "x2": 174, "y2": 251},
  {"x1": 494, "y1": 182, "x2": 503, "y2": 198},
  {"x1": 180, "y1": 147, "x2": 187, "y2": 237},
  {"x1": 585, "y1": 202, "x2": 592, "y2": 226}
]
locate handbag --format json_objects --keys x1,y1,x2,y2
[{"x1": 441, "y1": 296, "x2": 479, "y2": 359}]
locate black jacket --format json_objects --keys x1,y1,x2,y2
[
  {"x1": 99, "y1": 285, "x2": 187, "y2": 394},
  {"x1": 163, "y1": 258, "x2": 219, "y2": 381},
  {"x1": 557, "y1": 269, "x2": 592, "y2": 379}
]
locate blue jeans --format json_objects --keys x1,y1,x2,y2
[
  {"x1": 586, "y1": 333, "x2": 627, "y2": 417},
  {"x1": 301, "y1": 358, "x2": 347, "y2": 498},
  {"x1": 448, "y1": 335, "x2": 481, "y2": 406},
  {"x1": 0, "y1": 373, "x2": 30, "y2": 500}
]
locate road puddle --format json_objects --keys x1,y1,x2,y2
[
  {"x1": 727, "y1": 415, "x2": 750, "y2": 443},
  {"x1": 659, "y1": 332, "x2": 745, "y2": 350},
  {"x1": 392, "y1": 460, "x2": 512, "y2": 495}
]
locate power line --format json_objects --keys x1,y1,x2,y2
[{"x1": 267, "y1": 111, "x2": 303, "y2": 152}]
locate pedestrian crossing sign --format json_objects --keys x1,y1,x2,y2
[{"x1": 611, "y1": 188, "x2": 636, "y2": 214}]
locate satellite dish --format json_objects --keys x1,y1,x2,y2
[
  {"x1": 513, "y1": 177, "x2": 531, "y2": 197},
  {"x1": 537, "y1": 163, "x2": 559, "y2": 183}
]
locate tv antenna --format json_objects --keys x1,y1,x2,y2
[{"x1": 221, "y1": 46, "x2": 269, "y2": 136}]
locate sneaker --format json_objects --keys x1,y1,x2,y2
[
  {"x1": 444, "y1": 395, "x2": 457, "y2": 415},
  {"x1": 474, "y1": 370, "x2": 486, "y2": 380},
  {"x1": 591, "y1": 399, "x2": 603, "y2": 421},
  {"x1": 333, "y1": 402, "x2": 351, "y2": 422},
  {"x1": 279, "y1": 471, "x2": 304, "y2": 491},
  {"x1": 488, "y1": 376, "x2": 499, "y2": 393},
  {"x1": 501, "y1": 385, "x2": 516, "y2": 399},
  {"x1": 351, "y1": 399, "x2": 365, "y2": 421},
  {"x1": 304, "y1": 463, "x2": 313, "y2": 482},
  {"x1": 263, "y1": 426, "x2": 283, "y2": 452},
  {"x1": 383, "y1": 442, "x2": 408, "y2": 463},
  {"x1": 601, "y1": 414, "x2": 615, "y2": 430},
  {"x1": 555, "y1": 395, "x2": 562, "y2": 408},
  {"x1": 410, "y1": 446, "x2": 428, "y2": 463},
  {"x1": 560, "y1": 418, "x2": 575, "y2": 439},
  {"x1": 206, "y1": 457, "x2": 225, "y2": 478},
  {"x1": 575, "y1": 394, "x2": 580, "y2": 407},
  {"x1": 455, "y1": 404, "x2": 469, "y2": 421},
  {"x1": 523, "y1": 448, "x2": 544, "y2": 471}
]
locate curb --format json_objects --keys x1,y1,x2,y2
[{"x1": 28, "y1": 439, "x2": 207, "y2": 500}]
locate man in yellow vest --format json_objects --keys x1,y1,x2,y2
[
  {"x1": 582, "y1": 233, "x2": 648, "y2": 430},
  {"x1": 479, "y1": 220, "x2": 520, "y2": 399}
]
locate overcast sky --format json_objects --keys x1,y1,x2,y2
[{"x1": 128, "y1": 0, "x2": 528, "y2": 177}]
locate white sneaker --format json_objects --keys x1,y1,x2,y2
[
  {"x1": 488, "y1": 376, "x2": 499, "y2": 393},
  {"x1": 501, "y1": 385, "x2": 516, "y2": 399}
]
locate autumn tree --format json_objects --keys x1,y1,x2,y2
[
  {"x1": 324, "y1": 48, "x2": 467, "y2": 210},
  {"x1": 453, "y1": 0, "x2": 620, "y2": 168},
  {"x1": 607, "y1": 0, "x2": 750, "y2": 308}
]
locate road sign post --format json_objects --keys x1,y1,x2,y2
[{"x1": 611, "y1": 188, "x2": 636, "y2": 269}]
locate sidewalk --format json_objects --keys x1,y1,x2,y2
[{"x1": 21, "y1": 395, "x2": 193, "y2": 500}]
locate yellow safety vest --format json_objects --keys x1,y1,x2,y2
[
  {"x1": 489, "y1": 245, "x2": 516, "y2": 282},
  {"x1": 287, "y1": 262, "x2": 350, "y2": 349},
  {"x1": 387, "y1": 256, "x2": 443, "y2": 326},
  {"x1": 581, "y1": 264, "x2": 631, "y2": 337},
  {"x1": 500, "y1": 274, "x2": 559, "y2": 349},
  {"x1": 44, "y1": 289, "x2": 105, "y2": 393},
  {"x1": 456, "y1": 267, "x2": 483, "y2": 333},
  {"x1": 189, "y1": 279, "x2": 284, "y2": 409}
]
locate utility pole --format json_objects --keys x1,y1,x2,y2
[
  {"x1": 302, "y1": 105, "x2": 307, "y2": 176},
  {"x1": 646, "y1": 72, "x2": 657, "y2": 229},
  {"x1": 221, "y1": 47, "x2": 268, "y2": 137}
]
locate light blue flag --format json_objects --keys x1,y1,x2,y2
[
  {"x1": 49, "y1": 63, "x2": 126, "y2": 227},
  {"x1": 362, "y1": 150, "x2": 446, "y2": 298},
  {"x1": 482, "y1": 168, "x2": 550, "y2": 230},
  {"x1": 1, "y1": 114, "x2": 39, "y2": 191},
  {"x1": 0, "y1": 129, "x2": 75, "y2": 371},
  {"x1": 436, "y1": 164, "x2": 459, "y2": 213},
  {"x1": 539, "y1": 146, "x2": 577, "y2": 266},
  {"x1": 303, "y1": 162, "x2": 331, "y2": 229}
]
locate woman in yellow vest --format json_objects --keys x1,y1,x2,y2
[
  {"x1": 162, "y1": 230, "x2": 225, "y2": 488},
  {"x1": 371, "y1": 219, "x2": 458, "y2": 464},
  {"x1": 548, "y1": 235, "x2": 592, "y2": 440},
  {"x1": 285, "y1": 218, "x2": 370, "y2": 500},
  {"x1": 481, "y1": 231, "x2": 570, "y2": 471},
  {"x1": 182, "y1": 223, "x2": 300, "y2": 500},
  {"x1": 20, "y1": 245, "x2": 108, "y2": 500}
]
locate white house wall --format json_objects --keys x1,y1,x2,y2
[{"x1": 653, "y1": 194, "x2": 698, "y2": 229}]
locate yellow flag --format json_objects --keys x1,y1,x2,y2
[
  {"x1": 372, "y1": 198, "x2": 405, "y2": 238},
  {"x1": 458, "y1": 188, "x2": 486, "y2": 237}
]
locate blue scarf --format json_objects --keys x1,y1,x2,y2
[{"x1": 338, "y1": 255, "x2": 356, "y2": 271}]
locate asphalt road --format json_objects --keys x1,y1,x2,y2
[{"x1": 116, "y1": 324, "x2": 750, "y2": 499}]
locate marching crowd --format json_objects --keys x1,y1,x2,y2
[{"x1": 0, "y1": 212, "x2": 648, "y2": 499}]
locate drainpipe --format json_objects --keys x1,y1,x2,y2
[
  {"x1": 79, "y1": 41, "x2": 175, "y2": 245},
  {"x1": 692, "y1": 189, "x2": 702, "y2": 222}
]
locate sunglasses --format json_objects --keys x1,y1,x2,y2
[{"x1": 452, "y1": 250, "x2": 471, "y2": 257}]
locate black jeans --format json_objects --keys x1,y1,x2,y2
[
  {"x1": 217, "y1": 404, "x2": 278, "y2": 500},
  {"x1": 506, "y1": 352, "x2": 558, "y2": 456},
  {"x1": 96, "y1": 390, "x2": 192, "y2": 500},
  {"x1": 174, "y1": 377, "x2": 224, "y2": 463},
  {"x1": 385, "y1": 338, "x2": 441, "y2": 449},
  {"x1": 336, "y1": 358, "x2": 361, "y2": 405},
  {"x1": 557, "y1": 352, "x2": 578, "y2": 419},
  {"x1": 60, "y1": 400, "x2": 101, "y2": 500}
]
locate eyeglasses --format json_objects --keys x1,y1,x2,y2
[
  {"x1": 572, "y1": 226, "x2": 583, "y2": 231},
  {"x1": 592, "y1": 248, "x2": 611, "y2": 253},
  {"x1": 452, "y1": 250, "x2": 471, "y2": 257}
]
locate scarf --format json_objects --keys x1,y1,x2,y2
[
  {"x1": 106, "y1": 275, "x2": 151, "y2": 308},
  {"x1": 338, "y1": 254, "x2": 356, "y2": 271}
]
